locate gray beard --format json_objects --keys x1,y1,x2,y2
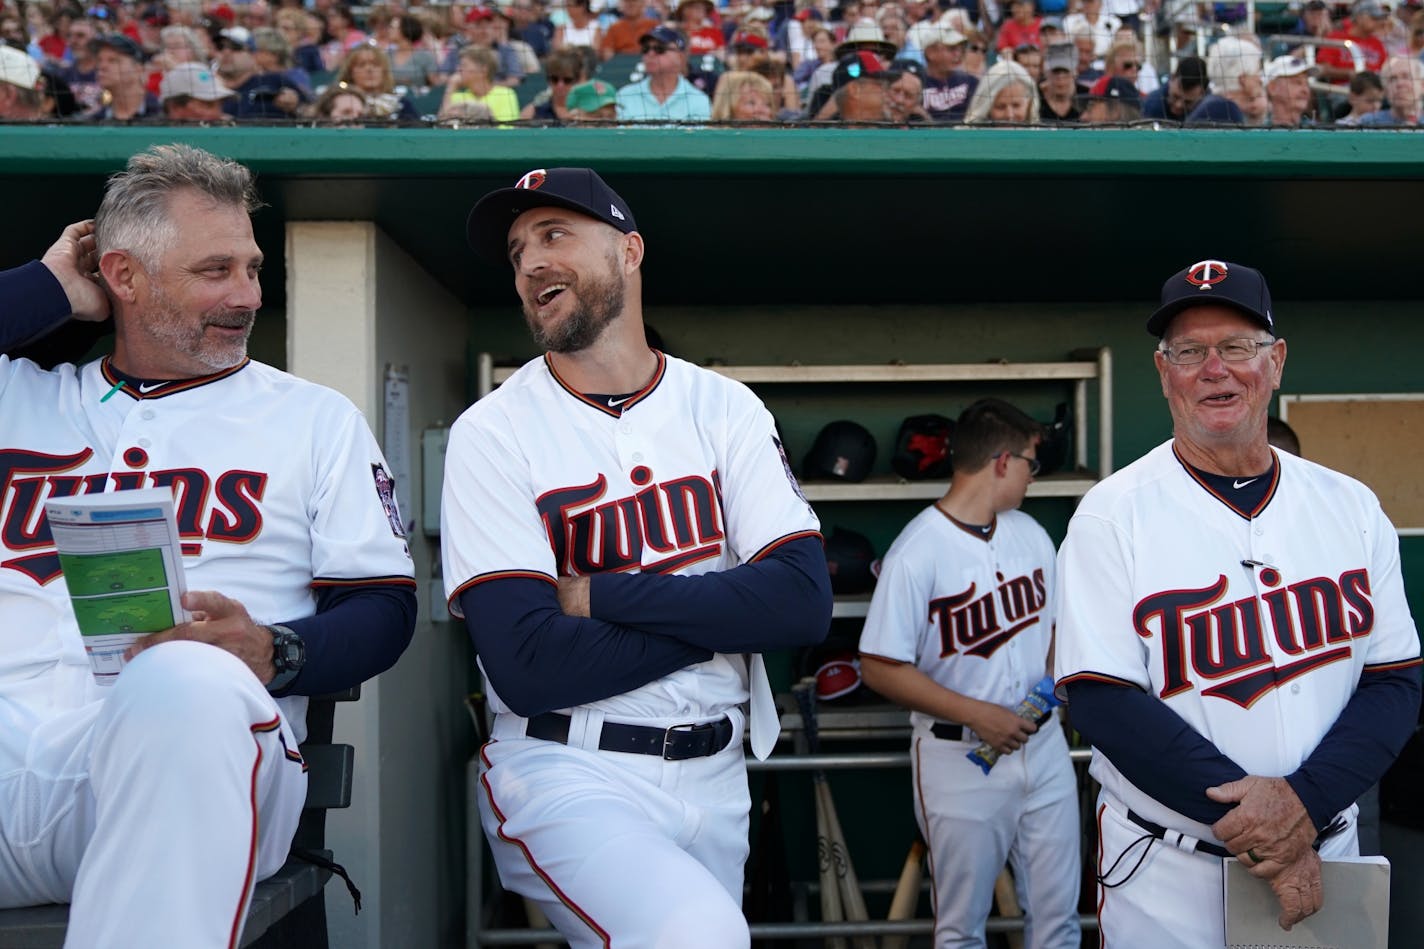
[{"x1": 524, "y1": 263, "x2": 626, "y2": 354}]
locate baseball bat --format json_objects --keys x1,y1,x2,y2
[
  {"x1": 821, "y1": 779, "x2": 874, "y2": 943},
  {"x1": 795, "y1": 682, "x2": 848, "y2": 949},
  {"x1": 882, "y1": 838, "x2": 926, "y2": 949},
  {"x1": 796, "y1": 680, "x2": 876, "y2": 949},
  {"x1": 993, "y1": 867, "x2": 1025, "y2": 949}
]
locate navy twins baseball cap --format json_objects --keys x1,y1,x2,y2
[
  {"x1": 466, "y1": 167, "x2": 638, "y2": 266},
  {"x1": 1146, "y1": 259, "x2": 1275, "y2": 337}
]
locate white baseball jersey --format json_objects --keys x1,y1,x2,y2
[
  {"x1": 1055, "y1": 440, "x2": 1420, "y2": 843},
  {"x1": 859, "y1": 504, "x2": 1080, "y2": 949},
  {"x1": 0, "y1": 354, "x2": 415, "y2": 749},
  {"x1": 859, "y1": 505, "x2": 1057, "y2": 729},
  {"x1": 0, "y1": 352, "x2": 414, "y2": 942},
  {"x1": 441, "y1": 350, "x2": 820, "y2": 721}
]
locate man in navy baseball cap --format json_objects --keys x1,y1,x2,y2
[
  {"x1": 1146, "y1": 259, "x2": 1274, "y2": 337},
  {"x1": 466, "y1": 167, "x2": 638, "y2": 266}
]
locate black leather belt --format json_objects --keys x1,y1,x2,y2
[
  {"x1": 525, "y1": 712, "x2": 734, "y2": 761},
  {"x1": 1125, "y1": 809, "x2": 1349, "y2": 860},
  {"x1": 931, "y1": 722, "x2": 971, "y2": 741}
]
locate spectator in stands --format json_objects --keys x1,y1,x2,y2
[
  {"x1": 85, "y1": 33, "x2": 160, "y2": 120},
  {"x1": 965, "y1": 58, "x2": 1040, "y2": 122},
  {"x1": 1070, "y1": 26, "x2": 1101, "y2": 84},
  {"x1": 676, "y1": 0, "x2": 726, "y2": 56},
  {"x1": 1359, "y1": 54, "x2": 1424, "y2": 122},
  {"x1": 1264, "y1": 53, "x2": 1316, "y2": 124},
  {"x1": 320, "y1": 3, "x2": 368, "y2": 71},
  {"x1": 0, "y1": 44, "x2": 46, "y2": 118},
  {"x1": 1080, "y1": 72, "x2": 1139, "y2": 121},
  {"x1": 601, "y1": 0, "x2": 660, "y2": 59},
  {"x1": 388, "y1": 13, "x2": 440, "y2": 88},
  {"x1": 1013, "y1": 43, "x2": 1045, "y2": 82},
  {"x1": 1062, "y1": 0, "x2": 1119, "y2": 59},
  {"x1": 1142, "y1": 54, "x2": 1206, "y2": 119},
  {"x1": 830, "y1": 51, "x2": 892, "y2": 120},
  {"x1": 252, "y1": 26, "x2": 313, "y2": 96},
  {"x1": 145, "y1": 24, "x2": 208, "y2": 96},
  {"x1": 1187, "y1": 34, "x2": 1266, "y2": 124},
  {"x1": 1317, "y1": 0, "x2": 1389, "y2": 83},
  {"x1": 885, "y1": 57, "x2": 930, "y2": 120},
  {"x1": 1105, "y1": 0, "x2": 1142, "y2": 34},
  {"x1": 1087, "y1": 37, "x2": 1141, "y2": 97},
  {"x1": 520, "y1": 46, "x2": 587, "y2": 119},
  {"x1": 313, "y1": 81, "x2": 369, "y2": 122},
  {"x1": 795, "y1": 24, "x2": 836, "y2": 90},
  {"x1": 740, "y1": 46, "x2": 800, "y2": 117},
  {"x1": 493, "y1": 7, "x2": 541, "y2": 77},
  {"x1": 565, "y1": 76, "x2": 618, "y2": 118},
  {"x1": 441, "y1": 7, "x2": 525, "y2": 87},
  {"x1": 506, "y1": 0, "x2": 554, "y2": 58},
  {"x1": 1038, "y1": 39, "x2": 1081, "y2": 120},
  {"x1": 274, "y1": 8, "x2": 324, "y2": 74},
  {"x1": 553, "y1": 0, "x2": 602, "y2": 54},
  {"x1": 439, "y1": 44, "x2": 519, "y2": 121},
  {"x1": 58, "y1": 15, "x2": 101, "y2": 112},
  {"x1": 159, "y1": 61, "x2": 235, "y2": 120},
  {"x1": 961, "y1": 27, "x2": 988, "y2": 77},
  {"x1": 1408, "y1": 8, "x2": 1424, "y2": 59},
  {"x1": 834, "y1": 18, "x2": 900, "y2": 64},
  {"x1": 615, "y1": 25, "x2": 712, "y2": 119},
  {"x1": 1334, "y1": 68, "x2": 1383, "y2": 123},
  {"x1": 996, "y1": 0, "x2": 1042, "y2": 53},
  {"x1": 916, "y1": 24, "x2": 976, "y2": 120},
  {"x1": 334, "y1": 44, "x2": 418, "y2": 118},
  {"x1": 779, "y1": 7, "x2": 822, "y2": 72},
  {"x1": 876, "y1": 9, "x2": 906, "y2": 46},
  {"x1": 711, "y1": 68, "x2": 775, "y2": 117},
  {"x1": 216, "y1": 26, "x2": 310, "y2": 119},
  {"x1": 1290, "y1": 0, "x2": 1334, "y2": 41}
]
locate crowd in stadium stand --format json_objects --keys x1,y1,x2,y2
[{"x1": 1, "y1": 0, "x2": 1422, "y2": 124}]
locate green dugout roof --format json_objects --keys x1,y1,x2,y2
[{"x1": 2, "y1": 126, "x2": 1420, "y2": 307}]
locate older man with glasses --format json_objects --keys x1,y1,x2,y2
[
  {"x1": 614, "y1": 25, "x2": 711, "y2": 121},
  {"x1": 1056, "y1": 259, "x2": 1421, "y2": 949}
]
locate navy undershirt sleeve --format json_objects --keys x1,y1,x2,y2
[
  {"x1": 1285, "y1": 665, "x2": 1422, "y2": 830},
  {"x1": 276, "y1": 583, "x2": 417, "y2": 696},
  {"x1": 459, "y1": 578, "x2": 715, "y2": 717},
  {"x1": 586, "y1": 535, "x2": 833, "y2": 653},
  {"x1": 1066, "y1": 678, "x2": 1247, "y2": 825},
  {"x1": 1, "y1": 261, "x2": 71, "y2": 352}
]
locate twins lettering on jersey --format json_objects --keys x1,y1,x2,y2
[
  {"x1": 536, "y1": 466, "x2": 725, "y2": 575},
  {"x1": 1134, "y1": 567, "x2": 1374, "y2": 709},
  {"x1": 0, "y1": 447, "x2": 265, "y2": 584},
  {"x1": 929, "y1": 568, "x2": 1048, "y2": 659}
]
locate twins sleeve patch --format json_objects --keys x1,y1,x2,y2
[
  {"x1": 371, "y1": 464, "x2": 407, "y2": 538},
  {"x1": 773, "y1": 435, "x2": 810, "y2": 505}
]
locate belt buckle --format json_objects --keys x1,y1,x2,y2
[{"x1": 661, "y1": 722, "x2": 702, "y2": 760}]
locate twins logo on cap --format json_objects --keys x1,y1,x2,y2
[
  {"x1": 1186, "y1": 259, "x2": 1229, "y2": 290},
  {"x1": 516, "y1": 169, "x2": 547, "y2": 191}
]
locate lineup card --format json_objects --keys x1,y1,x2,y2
[{"x1": 44, "y1": 487, "x2": 190, "y2": 685}]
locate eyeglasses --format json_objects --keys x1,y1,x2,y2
[
  {"x1": 1003, "y1": 452, "x2": 1042, "y2": 476},
  {"x1": 1120, "y1": 60, "x2": 1141, "y2": 69},
  {"x1": 1158, "y1": 337, "x2": 1275, "y2": 366},
  {"x1": 548, "y1": 74, "x2": 579, "y2": 83},
  {"x1": 641, "y1": 42, "x2": 672, "y2": 54},
  {"x1": 967, "y1": 43, "x2": 985, "y2": 53}
]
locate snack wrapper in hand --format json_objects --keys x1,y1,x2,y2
[{"x1": 966, "y1": 675, "x2": 1061, "y2": 775}]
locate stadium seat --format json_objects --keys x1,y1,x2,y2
[
  {"x1": 517, "y1": 72, "x2": 548, "y2": 108},
  {"x1": 595, "y1": 52, "x2": 643, "y2": 88}
]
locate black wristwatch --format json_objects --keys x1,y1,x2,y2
[{"x1": 265, "y1": 624, "x2": 305, "y2": 693}]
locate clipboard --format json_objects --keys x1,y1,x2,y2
[{"x1": 1224, "y1": 856, "x2": 1389, "y2": 949}]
